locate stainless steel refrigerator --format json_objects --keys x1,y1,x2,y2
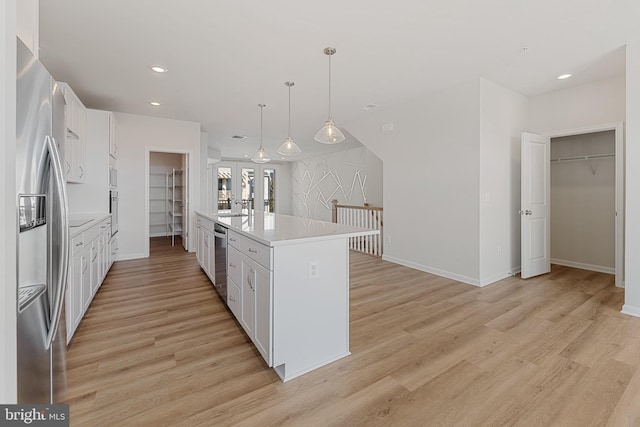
[{"x1": 16, "y1": 38, "x2": 70, "y2": 404}]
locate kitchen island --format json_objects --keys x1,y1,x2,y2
[{"x1": 195, "y1": 211, "x2": 379, "y2": 381}]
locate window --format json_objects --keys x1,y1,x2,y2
[
  {"x1": 264, "y1": 168, "x2": 275, "y2": 213},
  {"x1": 217, "y1": 166, "x2": 232, "y2": 212}
]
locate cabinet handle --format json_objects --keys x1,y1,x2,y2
[
  {"x1": 248, "y1": 248, "x2": 257, "y2": 253},
  {"x1": 229, "y1": 296, "x2": 236, "y2": 303},
  {"x1": 75, "y1": 242, "x2": 84, "y2": 247},
  {"x1": 65, "y1": 161, "x2": 71, "y2": 175},
  {"x1": 229, "y1": 263, "x2": 236, "y2": 268},
  {"x1": 229, "y1": 237, "x2": 236, "y2": 242},
  {"x1": 79, "y1": 166, "x2": 84, "y2": 178}
]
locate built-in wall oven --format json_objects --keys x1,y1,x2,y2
[
  {"x1": 109, "y1": 189, "x2": 118, "y2": 236},
  {"x1": 214, "y1": 224, "x2": 227, "y2": 301}
]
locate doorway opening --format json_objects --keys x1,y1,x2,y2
[
  {"x1": 148, "y1": 151, "x2": 189, "y2": 250},
  {"x1": 548, "y1": 123, "x2": 624, "y2": 287}
]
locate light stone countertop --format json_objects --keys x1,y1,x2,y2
[
  {"x1": 68, "y1": 213, "x2": 111, "y2": 237},
  {"x1": 195, "y1": 211, "x2": 379, "y2": 247}
]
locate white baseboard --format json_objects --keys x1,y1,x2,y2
[
  {"x1": 551, "y1": 258, "x2": 614, "y2": 275},
  {"x1": 114, "y1": 252, "x2": 146, "y2": 261},
  {"x1": 382, "y1": 255, "x2": 480, "y2": 287},
  {"x1": 479, "y1": 270, "x2": 520, "y2": 287},
  {"x1": 149, "y1": 232, "x2": 180, "y2": 238},
  {"x1": 621, "y1": 304, "x2": 640, "y2": 318}
]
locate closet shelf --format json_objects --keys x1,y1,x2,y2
[{"x1": 551, "y1": 153, "x2": 615, "y2": 163}]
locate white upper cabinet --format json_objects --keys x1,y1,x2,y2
[{"x1": 59, "y1": 83, "x2": 87, "y2": 184}]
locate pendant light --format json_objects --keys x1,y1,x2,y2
[
  {"x1": 277, "y1": 81, "x2": 302, "y2": 156},
  {"x1": 251, "y1": 104, "x2": 270, "y2": 164},
  {"x1": 314, "y1": 47, "x2": 345, "y2": 144}
]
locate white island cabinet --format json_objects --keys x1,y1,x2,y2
[{"x1": 195, "y1": 211, "x2": 379, "y2": 382}]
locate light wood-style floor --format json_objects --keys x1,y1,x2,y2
[{"x1": 66, "y1": 237, "x2": 640, "y2": 426}]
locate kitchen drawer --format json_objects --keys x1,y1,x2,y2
[
  {"x1": 99, "y1": 218, "x2": 111, "y2": 234},
  {"x1": 71, "y1": 234, "x2": 85, "y2": 255},
  {"x1": 228, "y1": 231, "x2": 271, "y2": 270},
  {"x1": 228, "y1": 245, "x2": 242, "y2": 286},
  {"x1": 227, "y1": 277, "x2": 241, "y2": 319},
  {"x1": 197, "y1": 215, "x2": 215, "y2": 232},
  {"x1": 84, "y1": 222, "x2": 100, "y2": 243}
]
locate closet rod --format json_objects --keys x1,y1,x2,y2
[{"x1": 550, "y1": 153, "x2": 615, "y2": 163}]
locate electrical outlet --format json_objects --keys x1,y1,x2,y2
[{"x1": 309, "y1": 262, "x2": 319, "y2": 279}]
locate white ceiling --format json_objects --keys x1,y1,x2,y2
[{"x1": 38, "y1": 0, "x2": 638, "y2": 161}]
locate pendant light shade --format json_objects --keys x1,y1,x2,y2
[
  {"x1": 277, "y1": 81, "x2": 302, "y2": 156},
  {"x1": 314, "y1": 47, "x2": 345, "y2": 145},
  {"x1": 252, "y1": 104, "x2": 271, "y2": 164}
]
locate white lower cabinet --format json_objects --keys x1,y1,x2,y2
[
  {"x1": 66, "y1": 216, "x2": 114, "y2": 344},
  {"x1": 251, "y1": 259, "x2": 271, "y2": 363},
  {"x1": 227, "y1": 278, "x2": 241, "y2": 319},
  {"x1": 228, "y1": 230, "x2": 273, "y2": 366},
  {"x1": 67, "y1": 247, "x2": 84, "y2": 336},
  {"x1": 194, "y1": 214, "x2": 273, "y2": 367},
  {"x1": 195, "y1": 216, "x2": 215, "y2": 282}
]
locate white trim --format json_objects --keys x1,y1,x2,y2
[
  {"x1": 551, "y1": 258, "x2": 615, "y2": 275},
  {"x1": 621, "y1": 304, "x2": 640, "y2": 318},
  {"x1": 544, "y1": 122, "x2": 624, "y2": 287},
  {"x1": 382, "y1": 254, "x2": 481, "y2": 287},
  {"x1": 479, "y1": 270, "x2": 520, "y2": 287},
  {"x1": 114, "y1": 252, "x2": 146, "y2": 261},
  {"x1": 274, "y1": 351, "x2": 351, "y2": 382}
]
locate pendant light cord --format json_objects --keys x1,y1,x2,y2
[
  {"x1": 260, "y1": 104, "x2": 264, "y2": 149},
  {"x1": 328, "y1": 53, "x2": 332, "y2": 120},
  {"x1": 288, "y1": 85, "x2": 292, "y2": 137}
]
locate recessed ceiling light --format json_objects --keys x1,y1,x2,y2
[
  {"x1": 362, "y1": 104, "x2": 379, "y2": 110},
  {"x1": 150, "y1": 65, "x2": 168, "y2": 73},
  {"x1": 244, "y1": 154, "x2": 249, "y2": 158},
  {"x1": 150, "y1": 101, "x2": 160, "y2": 106},
  {"x1": 557, "y1": 73, "x2": 572, "y2": 80},
  {"x1": 231, "y1": 135, "x2": 247, "y2": 140}
]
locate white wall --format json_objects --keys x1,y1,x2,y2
[
  {"x1": 1, "y1": 0, "x2": 17, "y2": 403},
  {"x1": 528, "y1": 76, "x2": 625, "y2": 133},
  {"x1": 290, "y1": 146, "x2": 383, "y2": 222},
  {"x1": 275, "y1": 162, "x2": 292, "y2": 215},
  {"x1": 200, "y1": 132, "x2": 209, "y2": 213},
  {"x1": 16, "y1": 0, "x2": 37, "y2": 57},
  {"x1": 478, "y1": 79, "x2": 528, "y2": 285},
  {"x1": 116, "y1": 112, "x2": 201, "y2": 259},
  {"x1": 624, "y1": 43, "x2": 640, "y2": 316},
  {"x1": 347, "y1": 80, "x2": 481, "y2": 284},
  {"x1": 551, "y1": 132, "x2": 615, "y2": 273},
  {"x1": 150, "y1": 152, "x2": 182, "y2": 173}
]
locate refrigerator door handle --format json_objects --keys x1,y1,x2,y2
[{"x1": 44, "y1": 135, "x2": 70, "y2": 349}]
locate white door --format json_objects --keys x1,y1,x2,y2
[{"x1": 521, "y1": 132, "x2": 551, "y2": 279}]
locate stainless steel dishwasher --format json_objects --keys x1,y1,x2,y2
[{"x1": 213, "y1": 224, "x2": 228, "y2": 302}]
